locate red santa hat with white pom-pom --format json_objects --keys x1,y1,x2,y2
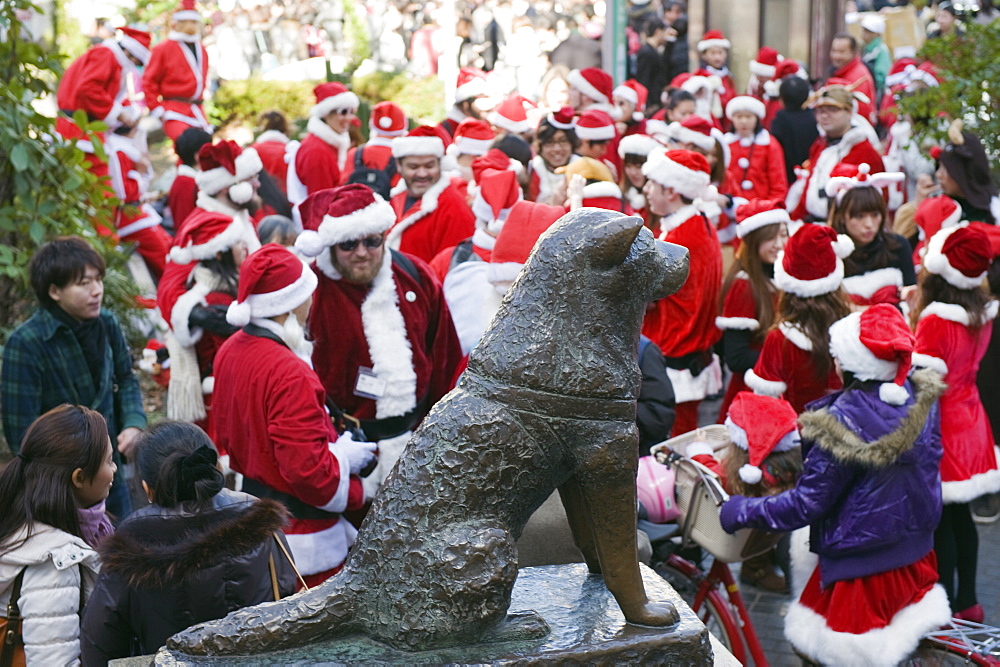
[
  {"x1": 642, "y1": 148, "x2": 712, "y2": 201},
  {"x1": 824, "y1": 162, "x2": 905, "y2": 204},
  {"x1": 369, "y1": 101, "x2": 407, "y2": 137},
  {"x1": 829, "y1": 304, "x2": 916, "y2": 406},
  {"x1": 697, "y1": 29, "x2": 731, "y2": 52},
  {"x1": 612, "y1": 79, "x2": 649, "y2": 121},
  {"x1": 736, "y1": 199, "x2": 790, "y2": 239},
  {"x1": 775, "y1": 223, "x2": 854, "y2": 297},
  {"x1": 226, "y1": 244, "x2": 317, "y2": 327},
  {"x1": 452, "y1": 118, "x2": 495, "y2": 156},
  {"x1": 310, "y1": 82, "x2": 359, "y2": 119},
  {"x1": 712, "y1": 392, "x2": 800, "y2": 485},
  {"x1": 489, "y1": 94, "x2": 536, "y2": 134},
  {"x1": 923, "y1": 223, "x2": 992, "y2": 290},
  {"x1": 193, "y1": 140, "x2": 262, "y2": 205},
  {"x1": 294, "y1": 183, "x2": 396, "y2": 259},
  {"x1": 470, "y1": 149, "x2": 522, "y2": 234}
]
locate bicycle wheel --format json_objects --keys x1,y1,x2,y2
[
  {"x1": 901, "y1": 643, "x2": 995, "y2": 666},
  {"x1": 655, "y1": 561, "x2": 745, "y2": 660}
]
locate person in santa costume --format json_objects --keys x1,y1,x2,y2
[
  {"x1": 529, "y1": 107, "x2": 580, "y2": 204},
  {"x1": 640, "y1": 149, "x2": 723, "y2": 435},
  {"x1": 251, "y1": 111, "x2": 293, "y2": 197},
  {"x1": 911, "y1": 224, "x2": 1000, "y2": 623},
  {"x1": 293, "y1": 184, "x2": 463, "y2": 498},
  {"x1": 716, "y1": 200, "x2": 788, "y2": 419},
  {"x1": 693, "y1": 30, "x2": 736, "y2": 122},
  {"x1": 786, "y1": 81, "x2": 883, "y2": 223},
  {"x1": 574, "y1": 109, "x2": 621, "y2": 183},
  {"x1": 825, "y1": 163, "x2": 916, "y2": 308},
  {"x1": 168, "y1": 127, "x2": 212, "y2": 235},
  {"x1": 142, "y1": 0, "x2": 212, "y2": 143},
  {"x1": 828, "y1": 33, "x2": 877, "y2": 126},
  {"x1": 488, "y1": 94, "x2": 536, "y2": 145},
  {"x1": 618, "y1": 134, "x2": 660, "y2": 229},
  {"x1": 723, "y1": 95, "x2": 788, "y2": 202},
  {"x1": 437, "y1": 67, "x2": 487, "y2": 141},
  {"x1": 722, "y1": 304, "x2": 950, "y2": 666},
  {"x1": 566, "y1": 68, "x2": 623, "y2": 177},
  {"x1": 612, "y1": 79, "x2": 649, "y2": 137},
  {"x1": 339, "y1": 101, "x2": 407, "y2": 198},
  {"x1": 746, "y1": 223, "x2": 853, "y2": 414},
  {"x1": 286, "y1": 82, "x2": 359, "y2": 205},
  {"x1": 447, "y1": 117, "x2": 495, "y2": 198},
  {"x1": 385, "y1": 126, "x2": 476, "y2": 263},
  {"x1": 156, "y1": 140, "x2": 262, "y2": 434},
  {"x1": 745, "y1": 46, "x2": 783, "y2": 128},
  {"x1": 214, "y1": 243, "x2": 376, "y2": 587}
]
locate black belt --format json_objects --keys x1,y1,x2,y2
[
  {"x1": 242, "y1": 477, "x2": 339, "y2": 521},
  {"x1": 165, "y1": 96, "x2": 203, "y2": 104},
  {"x1": 663, "y1": 349, "x2": 713, "y2": 376},
  {"x1": 359, "y1": 394, "x2": 430, "y2": 441}
]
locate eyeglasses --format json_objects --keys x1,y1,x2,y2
[
  {"x1": 336, "y1": 235, "x2": 384, "y2": 252},
  {"x1": 542, "y1": 137, "x2": 572, "y2": 147}
]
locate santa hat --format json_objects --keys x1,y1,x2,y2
[
  {"x1": 824, "y1": 162, "x2": 905, "y2": 204},
  {"x1": 775, "y1": 223, "x2": 854, "y2": 297},
  {"x1": 194, "y1": 140, "x2": 262, "y2": 203},
  {"x1": 667, "y1": 115, "x2": 716, "y2": 152},
  {"x1": 764, "y1": 59, "x2": 807, "y2": 97},
  {"x1": 726, "y1": 96, "x2": 766, "y2": 120},
  {"x1": 567, "y1": 68, "x2": 613, "y2": 105},
  {"x1": 909, "y1": 62, "x2": 939, "y2": 90},
  {"x1": 392, "y1": 125, "x2": 445, "y2": 159},
  {"x1": 490, "y1": 95, "x2": 535, "y2": 134},
  {"x1": 613, "y1": 79, "x2": 648, "y2": 121},
  {"x1": 829, "y1": 304, "x2": 915, "y2": 405},
  {"x1": 697, "y1": 29, "x2": 731, "y2": 52},
  {"x1": 470, "y1": 150, "x2": 522, "y2": 231},
  {"x1": 295, "y1": 183, "x2": 396, "y2": 257},
  {"x1": 915, "y1": 196, "x2": 963, "y2": 250},
  {"x1": 575, "y1": 109, "x2": 616, "y2": 141},
  {"x1": 172, "y1": 0, "x2": 201, "y2": 22},
  {"x1": 618, "y1": 134, "x2": 661, "y2": 159},
  {"x1": 488, "y1": 201, "x2": 565, "y2": 285},
  {"x1": 885, "y1": 58, "x2": 920, "y2": 90},
  {"x1": 736, "y1": 199, "x2": 790, "y2": 239},
  {"x1": 118, "y1": 27, "x2": 152, "y2": 66},
  {"x1": 455, "y1": 67, "x2": 488, "y2": 102},
  {"x1": 722, "y1": 392, "x2": 800, "y2": 485},
  {"x1": 642, "y1": 148, "x2": 711, "y2": 200},
  {"x1": 452, "y1": 118, "x2": 495, "y2": 156},
  {"x1": 581, "y1": 181, "x2": 624, "y2": 211},
  {"x1": 227, "y1": 244, "x2": 318, "y2": 327},
  {"x1": 169, "y1": 208, "x2": 257, "y2": 265},
  {"x1": 860, "y1": 14, "x2": 886, "y2": 34},
  {"x1": 310, "y1": 82, "x2": 359, "y2": 119},
  {"x1": 923, "y1": 223, "x2": 992, "y2": 290},
  {"x1": 369, "y1": 101, "x2": 407, "y2": 137},
  {"x1": 749, "y1": 47, "x2": 781, "y2": 79},
  {"x1": 545, "y1": 105, "x2": 577, "y2": 131}
]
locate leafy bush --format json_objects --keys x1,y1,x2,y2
[
  {"x1": 351, "y1": 71, "x2": 445, "y2": 125},
  {"x1": 206, "y1": 77, "x2": 316, "y2": 130}
]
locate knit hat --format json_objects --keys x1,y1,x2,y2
[
  {"x1": 933, "y1": 121, "x2": 999, "y2": 213},
  {"x1": 642, "y1": 148, "x2": 711, "y2": 200},
  {"x1": 723, "y1": 392, "x2": 800, "y2": 485},
  {"x1": 546, "y1": 105, "x2": 577, "y2": 131},
  {"x1": 726, "y1": 96, "x2": 766, "y2": 120},
  {"x1": 749, "y1": 46, "x2": 781, "y2": 79},
  {"x1": 923, "y1": 223, "x2": 992, "y2": 290},
  {"x1": 613, "y1": 79, "x2": 648, "y2": 121},
  {"x1": 452, "y1": 118, "x2": 495, "y2": 156},
  {"x1": 168, "y1": 208, "x2": 258, "y2": 265},
  {"x1": 470, "y1": 151, "x2": 522, "y2": 232},
  {"x1": 556, "y1": 156, "x2": 615, "y2": 183},
  {"x1": 829, "y1": 304, "x2": 915, "y2": 405},
  {"x1": 455, "y1": 67, "x2": 488, "y2": 102},
  {"x1": 574, "y1": 109, "x2": 616, "y2": 141},
  {"x1": 824, "y1": 162, "x2": 905, "y2": 204},
  {"x1": 697, "y1": 29, "x2": 731, "y2": 52},
  {"x1": 488, "y1": 201, "x2": 565, "y2": 285},
  {"x1": 666, "y1": 115, "x2": 716, "y2": 152},
  {"x1": 172, "y1": 0, "x2": 201, "y2": 22},
  {"x1": 736, "y1": 199, "x2": 790, "y2": 239},
  {"x1": 392, "y1": 125, "x2": 445, "y2": 159},
  {"x1": 310, "y1": 82, "x2": 359, "y2": 118},
  {"x1": 369, "y1": 101, "x2": 407, "y2": 137},
  {"x1": 195, "y1": 140, "x2": 262, "y2": 203},
  {"x1": 489, "y1": 94, "x2": 535, "y2": 134},
  {"x1": 774, "y1": 223, "x2": 854, "y2": 297},
  {"x1": 118, "y1": 27, "x2": 152, "y2": 66},
  {"x1": 295, "y1": 184, "x2": 396, "y2": 257},
  {"x1": 567, "y1": 68, "x2": 614, "y2": 105},
  {"x1": 618, "y1": 134, "x2": 661, "y2": 159},
  {"x1": 226, "y1": 244, "x2": 318, "y2": 327}
]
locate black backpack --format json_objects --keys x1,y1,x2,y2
[{"x1": 346, "y1": 146, "x2": 397, "y2": 200}]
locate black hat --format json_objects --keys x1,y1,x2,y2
[{"x1": 938, "y1": 125, "x2": 998, "y2": 213}]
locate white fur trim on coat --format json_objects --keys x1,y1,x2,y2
[
  {"x1": 305, "y1": 115, "x2": 351, "y2": 171},
  {"x1": 283, "y1": 518, "x2": 357, "y2": 576},
  {"x1": 779, "y1": 321, "x2": 813, "y2": 351},
  {"x1": 842, "y1": 267, "x2": 903, "y2": 299},
  {"x1": 195, "y1": 148, "x2": 262, "y2": 196},
  {"x1": 715, "y1": 316, "x2": 760, "y2": 331},
  {"x1": 255, "y1": 130, "x2": 289, "y2": 144},
  {"x1": 919, "y1": 300, "x2": 999, "y2": 327},
  {"x1": 567, "y1": 69, "x2": 609, "y2": 104},
  {"x1": 911, "y1": 353, "x2": 948, "y2": 376},
  {"x1": 803, "y1": 126, "x2": 873, "y2": 220},
  {"x1": 829, "y1": 311, "x2": 899, "y2": 382},
  {"x1": 316, "y1": 437, "x2": 354, "y2": 513},
  {"x1": 942, "y1": 447, "x2": 1000, "y2": 504},
  {"x1": 656, "y1": 205, "x2": 701, "y2": 237},
  {"x1": 310, "y1": 91, "x2": 360, "y2": 119},
  {"x1": 923, "y1": 224, "x2": 989, "y2": 290},
  {"x1": 386, "y1": 175, "x2": 451, "y2": 251},
  {"x1": 487, "y1": 261, "x2": 524, "y2": 285},
  {"x1": 665, "y1": 354, "x2": 722, "y2": 403},
  {"x1": 784, "y1": 583, "x2": 950, "y2": 667},
  {"x1": 745, "y1": 368, "x2": 787, "y2": 397}
]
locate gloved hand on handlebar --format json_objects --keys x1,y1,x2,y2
[{"x1": 330, "y1": 431, "x2": 378, "y2": 476}]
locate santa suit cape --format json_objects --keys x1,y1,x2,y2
[
  {"x1": 387, "y1": 176, "x2": 477, "y2": 263},
  {"x1": 842, "y1": 266, "x2": 905, "y2": 308},
  {"x1": 831, "y1": 56, "x2": 877, "y2": 125},
  {"x1": 715, "y1": 272, "x2": 777, "y2": 416},
  {"x1": 725, "y1": 130, "x2": 788, "y2": 201},
  {"x1": 142, "y1": 34, "x2": 211, "y2": 141},
  {"x1": 528, "y1": 154, "x2": 579, "y2": 204},
  {"x1": 252, "y1": 130, "x2": 293, "y2": 195},
  {"x1": 286, "y1": 116, "x2": 351, "y2": 205},
  {"x1": 787, "y1": 125, "x2": 884, "y2": 222},
  {"x1": 213, "y1": 328, "x2": 365, "y2": 577},
  {"x1": 642, "y1": 206, "x2": 723, "y2": 403},
  {"x1": 745, "y1": 322, "x2": 842, "y2": 414},
  {"x1": 338, "y1": 136, "x2": 401, "y2": 189},
  {"x1": 168, "y1": 164, "x2": 199, "y2": 234},
  {"x1": 914, "y1": 301, "x2": 1000, "y2": 503}
]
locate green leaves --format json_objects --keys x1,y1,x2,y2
[{"x1": 9, "y1": 143, "x2": 28, "y2": 171}]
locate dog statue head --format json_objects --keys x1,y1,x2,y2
[{"x1": 471, "y1": 207, "x2": 689, "y2": 399}]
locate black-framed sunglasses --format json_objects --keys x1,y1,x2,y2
[{"x1": 336, "y1": 235, "x2": 385, "y2": 252}]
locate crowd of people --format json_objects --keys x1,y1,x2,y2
[{"x1": 1, "y1": 0, "x2": 1000, "y2": 663}]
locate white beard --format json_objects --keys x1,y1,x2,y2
[{"x1": 280, "y1": 313, "x2": 314, "y2": 366}]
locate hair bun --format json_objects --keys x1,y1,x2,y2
[{"x1": 177, "y1": 445, "x2": 221, "y2": 501}]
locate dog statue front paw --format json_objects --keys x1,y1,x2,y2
[{"x1": 623, "y1": 600, "x2": 680, "y2": 627}]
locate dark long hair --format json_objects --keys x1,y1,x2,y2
[
  {"x1": 828, "y1": 186, "x2": 901, "y2": 275},
  {"x1": 0, "y1": 405, "x2": 110, "y2": 550},
  {"x1": 197, "y1": 248, "x2": 240, "y2": 295},
  {"x1": 911, "y1": 271, "x2": 991, "y2": 331},
  {"x1": 721, "y1": 223, "x2": 783, "y2": 344},
  {"x1": 136, "y1": 421, "x2": 224, "y2": 508},
  {"x1": 776, "y1": 290, "x2": 852, "y2": 377}
]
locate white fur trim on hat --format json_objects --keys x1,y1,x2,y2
[
  {"x1": 311, "y1": 91, "x2": 360, "y2": 118},
  {"x1": 642, "y1": 152, "x2": 711, "y2": 200},
  {"x1": 726, "y1": 96, "x2": 766, "y2": 120},
  {"x1": 619, "y1": 134, "x2": 660, "y2": 158},
  {"x1": 737, "y1": 208, "x2": 789, "y2": 239},
  {"x1": 667, "y1": 122, "x2": 716, "y2": 151},
  {"x1": 455, "y1": 76, "x2": 486, "y2": 102},
  {"x1": 575, "y1": 122, "x2": 615, "y2": 141},
  {"x1": 118, "y1": 36, "x2": 151, "y2": 66},
  {"x1": 744, "y1": 368, "x2": 787, "y2": 397},
  {"x1": 923, "y1": 225, "x2": 988, "y2": 290},
  {"x1": 613, "y1": 84, "x2": 638, "y2": 105},
  {"x1": 773, "y1": 236, "x2": 852, "y2": 298},
  {"x1": 196, "y1": 148, "x2": 263, "y2": 196},
  {"x1": 581, "y1": 181, "x2": 622, "y2": 200},
  {"x1": 227, "y1": 260, "x2": 317, "y2": 327},
  {"x1": 392, "y1": 136, "x2": 445, "y2": 158},
  {"x1": 842, "y1": 267, "x2": 903, "y2": 299},
  {"x1": 567, "y1": 69, "x2": 609, "y2": 105},
  {"x1": 490, "y1": 112, "x2": 531, "y2": 134},
  {"x1": 169, "y1": 217, "x2": 251, "y2": 265},
  {"x1": 724, "y1": 415, "x2": 749, "y2": 450},
  {"x1": 297, "y1": 197, "x2": 396, "y2": 257},
  {"x1": 698, "y1": 37, "x2": 731, "y2": 52},
  {"x1": 829, "y1": 311, "x2": 899, "y2": 383},
  {"x1": 749, "y1": 59, "x2": 777, "y2": 79},
  {"x1": 173, "y1": 10, "x2": 201, "y2": 21},
  {"x1": 453, "y1": 135, "x2": 493, "y2": 156},
  {"x1": 715, "y1": 316, "x2": 760, "y2": 331},
  {"x1": 911, "y1": 352, "x2": 948, "y2": 376}
]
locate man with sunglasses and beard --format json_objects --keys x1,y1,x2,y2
[
  {"x1": 286, "y1": 82, "x2": 359, "y2": 205},
  {"x1": 294, "y1": 184, "x2": 463, "y2": 501}
]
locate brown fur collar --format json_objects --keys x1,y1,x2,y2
[
  {"x1": 98, "y1": 497, "x2": 288, "y2": 588},
  {"x1": 798, "y1": 369, "x2": 946, "y2": 468}
]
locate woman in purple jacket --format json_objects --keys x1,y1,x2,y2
[{"x1": 721, "y1": 304, "x2": 951, "y2": 665}]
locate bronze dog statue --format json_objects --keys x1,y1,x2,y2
[{"x1": 166, "y1": 208, "x2": 690, "y2": 656}]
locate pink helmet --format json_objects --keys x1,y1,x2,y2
[{"x1": 637, "y1": 456, "x2": 681, "y2": 523}]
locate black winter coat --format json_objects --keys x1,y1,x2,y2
[{"x1": 80, "y1": 490, "x2": 297, "y2": 663}]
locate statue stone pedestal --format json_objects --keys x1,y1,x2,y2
[{"x1": 153, "y1": 563, "x2": 713, "y2": 665}]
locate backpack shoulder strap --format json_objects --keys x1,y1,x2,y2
[{"x1": 390, "y1": 249, "x2": 422, "y2": 287}]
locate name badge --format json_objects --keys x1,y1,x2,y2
[{"x1": 354, "y1": 367, "x2": 386, "y2": 399}]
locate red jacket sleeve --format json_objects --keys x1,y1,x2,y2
[
  {"x1": 765, "y1": 139, "x2": 788, "y2": 200},
  {"x1": 72, "y1": 48, "x2": 123, "y2": 122}
]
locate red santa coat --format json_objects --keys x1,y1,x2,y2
[
  {"x1": 252, "y1": 130, "x2": 292, "y2": 195},
  {"x1": 914, "y1": 301, "x2": 1000, "y2": 503},
  {"x1": 715, "y1": 273, "x2": 776, "y2": 416},
  {"x1": 55, "y1": 40, "x2": 132, "y2": 144},
  {"x1": 287, "y1": 116, "x2": 352, "y2": 204},
  {"x1": 842, "y1": 267, "x2": 905, "y2": 307},
  {"x1": 387, "y1": 176, "x2": 476, "y2": 263},
  {"x1": 745, "y1": 322, "x2": 843, "y2": 414},
  {"x1": 168, "y1": 165, "x2": 199, "y2": 234},
  {"x1": 725, "y1": 130, "x2": 788, "y2": 201},
  {"x1": 213, "y1": 329, "x2": 364, "y2": 577},
  {"x1": 142, "y1": 35, "x2": 211, "y2": 141},
  {"x1": 831, "y1": 57, "x2": 877, "y2": 125}
]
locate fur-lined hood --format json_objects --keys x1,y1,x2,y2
[
  {"x1": 799, "y1": 368, "x2": 946, "y2": 468},
  {"x1": 98, "y1": 494, "x2": 288, "y2": 588}
]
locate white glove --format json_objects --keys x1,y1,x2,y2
[{"x1": 330, "y1": 431, "x2": 377, "y2": 476}]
